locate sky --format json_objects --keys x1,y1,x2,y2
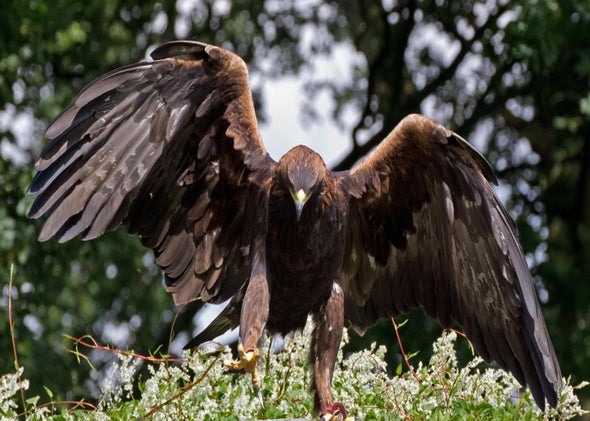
[{"x1": 259, "y1": 76, "x2": 352, "y2": 166}]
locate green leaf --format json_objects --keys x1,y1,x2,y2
[{"x1": 43, "y1": 385, "x2": 54, "y2": 398}]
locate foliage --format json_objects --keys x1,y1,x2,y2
[
  {"x1": 1, "y1": 322, "x2": 586, "y2": 420},
  {"x1": 1, "y1": 0, "x2": 590, "y2": 408}
]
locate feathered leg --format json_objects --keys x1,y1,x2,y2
[
  {"x1": 224, "y1": 234, "x2": 269, "y2": 403},
  {"x1": 310, "y1": 282, "x2": 347, "y2": 420}
]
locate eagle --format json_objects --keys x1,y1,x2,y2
[{"x1": 28, "y1": 40, "x2": 562, "y2": 419}]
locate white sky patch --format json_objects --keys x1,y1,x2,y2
[
  {"x1": 258, "y1": 33, "x2": 363, "y2": 166},
  {"x1": 192, "y1": 301, "x2": 239, "y2": 345},
  {"x1": 102, "y1": 320, "x2": 133, "y2": 348},
  {"x1": 259, "y1": 76, "x2": 351, "y2": 166},
  {"x1": 24, "y1": 314, "x2": 43, "y2": 339},
  {"x1": 406, "y1": 22, "x2": 461, "y2": 91},
  {"x1": 150, "y1": 10, "x2": 168, "y2": 34},
  {"x1": 0, "y1": 105, "x2": 36, "y2": 166}
]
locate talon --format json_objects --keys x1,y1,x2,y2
[
  {"x1": 256, "y1": 387, "x2": 264, "y2": 409},
  {"x1": 320, "y1": 402, "x2": 353, "y2": 421},
  {"x1": 320, "y1": 413, "x2": 347, "y2": 421},
  {"x1": 223, "y1": 343, "x2": 261, "y2": 391}
]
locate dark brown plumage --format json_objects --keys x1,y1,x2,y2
[{"x1": 28, "y1": 40, "x2": 562, "y2": 417}]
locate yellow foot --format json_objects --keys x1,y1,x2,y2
[
  {"x1": 223, "y1": 343, "x2": 262, "y2": 398},
  {"x1": 320, "y1": 402, "x2": 356, "y2": 421},
  {"x1": 320, "y1": 414, "x2": 356, "y2": 421}
]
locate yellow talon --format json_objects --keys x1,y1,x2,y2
[
  {"x1": 319, "y1": 402, "x2": 356, "y2": 421},
  {"x1": 320, "y1": 415, "x2": 357, "y2": 421},
  {"x1": 223, "y1": 343, "x2": 261, "y2": 390}
]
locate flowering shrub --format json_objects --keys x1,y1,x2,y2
[{"x1": 1, "y1": 320, "x2": 587, "y2": 420}]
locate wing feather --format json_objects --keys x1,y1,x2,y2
[
  {"x1": 341, "y1": 114, "x2": 561, "y2": 409},
  {"x1": 28, "y1": 41, "x2": 275, "y2": 309}
]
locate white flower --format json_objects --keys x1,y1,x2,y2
[
  {"x1": 2, "y1": 321, "x2": 586, "y2": 420},
  {"x1": 0, "y1": 368, "x2": 28, "y2": 416}
]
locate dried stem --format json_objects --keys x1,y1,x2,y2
[{"x1": 391, "y1": 317, "x2": 420, "y2": 382}]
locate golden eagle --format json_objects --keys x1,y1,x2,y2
[{"x1": 28, "y1": 41, "x2": 562, "y2": 419}]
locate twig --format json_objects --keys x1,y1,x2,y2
[
  {"x1": 62, "y1": 334, "x2": 187, "y2": 366},
  {"x1": 143, "y1": 351, "x2": 222, "y2": 418},
  {"x1": 8, "y1": 264, "x2": 27, "y2": 412},
  {"x1": 391, "y1": 317, "x2": 420, "y2": 382}
]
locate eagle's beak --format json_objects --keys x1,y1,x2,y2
[{"x1": 293, "y1": 189, "x2": 308, "y2": 221}]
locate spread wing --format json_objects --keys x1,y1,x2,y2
[
  {"x1": 341, "y1": 114, "x2": 561, "y2": 409},
  {"x1": 28, "y1": 41, "x2": 275, "y2": 306}
]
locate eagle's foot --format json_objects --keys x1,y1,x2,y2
[
  {"x1": 223, "y1": 343, "x2": 261, "y2": 390},
  {"x1": 320, "y1": 402, "x2": 355, "y2": 421}
]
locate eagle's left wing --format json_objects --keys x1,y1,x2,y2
[{"x1": 340, "y1": 114, "x2": 561, "y2": 409}]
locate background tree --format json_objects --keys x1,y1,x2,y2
[{"x1": 1, "y1": 0, "x2": 589, "y2": 405}]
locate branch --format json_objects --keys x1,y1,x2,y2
[
  {"x1": 417, "y1": 1, "x2": 510, "y2": 102},
  {"x1": 344, "y1": 0, "x2": 418, "y2": 164}
]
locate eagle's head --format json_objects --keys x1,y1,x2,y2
[{"x1": 275, "y1": 145, "x2": 328, "y2": 221}]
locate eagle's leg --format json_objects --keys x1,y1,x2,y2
[
  {"x1": 310, "y1": 282, "x2": 346, "y2": 421},
  {"x1": 223, "y1": 266, "x2": 269, "y2": 397}
]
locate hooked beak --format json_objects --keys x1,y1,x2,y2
[{"x1": 293, "y1": 189, "x2": 309, "y2": 221}]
